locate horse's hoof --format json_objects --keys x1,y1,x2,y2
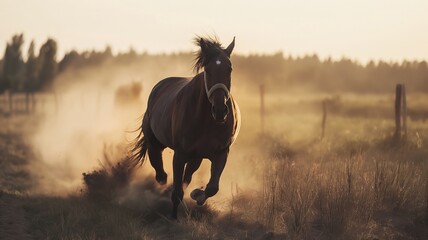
[
  {"x1": 190, "y1": 188, "x2": 206, "y2": 206},
  {"x1": 155, "y1": 172, "x2": 167, "y2": 185},
  {"x1": 190, "y1": 188, "x2": 203, "y2": 200}
]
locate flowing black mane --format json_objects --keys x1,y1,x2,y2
[{"x1": 193, "y1": 36, "x2": 225, "y2": 73}]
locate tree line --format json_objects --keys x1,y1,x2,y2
[
  {"x1": 233, "y1": 53, "x2": 428, "y2": 93},
  {"x1": 1, "y1": 33, "x2": 427, "y2": 95},
  {"x1": 0, "y1": 34, "x2": 57, "y2": 94}
]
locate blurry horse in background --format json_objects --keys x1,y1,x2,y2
[{"x1": 131, "y1": 36, "x2": 240, "y2": 219}]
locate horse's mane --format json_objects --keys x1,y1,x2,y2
[{"x1": 193, "y1": 36, "x2": 225, "y2": 73}]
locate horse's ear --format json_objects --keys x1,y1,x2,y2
[
  {"x1": 225, "y1": 37, "x2": 235, "y2": 56},
  {"x1": 199, "y1": 38, "x2": 208, "y2": 54}
]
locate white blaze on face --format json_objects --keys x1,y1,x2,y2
[{"x1": 216, "y1": 60, "x2": 221, "y2": 65}]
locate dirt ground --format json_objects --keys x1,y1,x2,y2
[{"x1": 0, "y1": 115, "x2": 284, "y2": 240}]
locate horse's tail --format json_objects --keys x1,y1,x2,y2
[{"x1": 129, "y1": 126, "x2": 148, "y2": 167}]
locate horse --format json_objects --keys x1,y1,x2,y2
[{"x1": 131, "y1": 36, "x2": 240, "y2": 219}]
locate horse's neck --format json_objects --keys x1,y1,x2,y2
[{"x1": 183, "y1": 73, "x2": 210, "y2": 115}]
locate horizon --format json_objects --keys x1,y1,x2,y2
[{"x1": 1, "y1": 0, "x2": 428, "y2": 64}]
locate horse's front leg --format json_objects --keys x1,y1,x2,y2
[
  {"x1": 191, "y1": 148, "x2": 229, "y2": 205},
  {"x1": 183, "y1": 157, "x2": 203, "y2": 189},
  {"x1": 171, "y1": 152, "x2": 186, "y2": 219}
]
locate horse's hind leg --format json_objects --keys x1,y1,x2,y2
[
  {"x1": 143, "y1": 118, "x2": 167, "y2": 185},
  {"x1": 147, "y1": 142, "x2": 167, "y2": 185}
]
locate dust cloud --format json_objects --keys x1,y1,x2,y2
[{"x1": 28, "y1": 65, "x2": 146, "y2": 195}]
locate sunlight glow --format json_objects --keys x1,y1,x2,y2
[{"x1": 1, "y1": 0, "x2": 428, "y2": 62}]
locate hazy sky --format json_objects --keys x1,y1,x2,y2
[{"x1": 1, "y1": 0, "x2": 427, "y2": 63}]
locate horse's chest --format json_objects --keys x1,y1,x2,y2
[{"x1": 178, "y1": 125, "x2": 233, "y2": 156}]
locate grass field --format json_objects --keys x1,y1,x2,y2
[{"x1": 0, "y1": 91, "x2": 427, "y2": 240}]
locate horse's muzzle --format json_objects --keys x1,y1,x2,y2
[{"x1": 211, "y1": 104, "x2": 229, "y2": 123}]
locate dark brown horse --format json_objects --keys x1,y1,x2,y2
[{"x1": 131, "y1": 36, "x2": 240, "y2": 219}]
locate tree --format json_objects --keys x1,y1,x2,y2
[
  {"x1": 37, "y1": 38, "x2": 58, "y2": 91},
  {"x1": 1, "y1": 34, "x2": 25, "y2": 92},
  {"x1": 24, "y1": 40, "x2": 39, "y2": 112},
  {"x1": 58, "y1": 50, "x2": 79, "y2": 73},
  {"x1": 25, "y1": 40, "x2": 38, "y2": 92}
]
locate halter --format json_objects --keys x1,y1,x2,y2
[{"x1": 203, "y1": 71, "x2": 231, "y2": 103}]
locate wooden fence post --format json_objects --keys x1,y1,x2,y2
[
  {"x1": 321, "y1": 100, "x2": 327, "y2": 139},
  {"x1": 394, "y1": 84, "x2": 402, "y2": 140},
  {"x1": 394, "y1": 83, "x2": 408, "y2": 141},
  {"x1": 260, "y1": 84, "x2": 265, "y2": 134}
]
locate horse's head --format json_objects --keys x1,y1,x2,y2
[{"x1": 194, "y1": 36, "x2": 235, "y2": 123}]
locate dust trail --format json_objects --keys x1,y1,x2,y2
[{"x1": 27, "y1": 65, "x2": 146, "y2": 195}]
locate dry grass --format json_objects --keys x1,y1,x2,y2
[
  {"x1": 0, "y1": 93, "x2": 427, "y2": 240},
  {"x1": 250, "y1": 135, "x2": 427, "y2": 240}
]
